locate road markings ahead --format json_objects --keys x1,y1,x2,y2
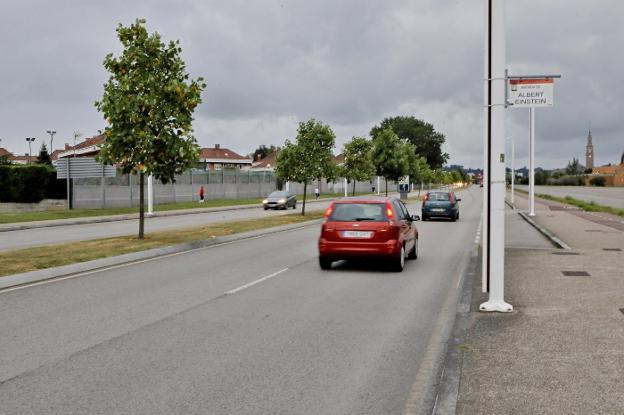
[{"x1": 224, "y1": 268, "x2": 289, "y2": 295}]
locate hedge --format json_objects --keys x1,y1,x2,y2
[{"x1": 0, "y1": 165, "x2": 66, "y2": 203}]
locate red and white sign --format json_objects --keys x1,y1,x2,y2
[{"x1": 508, "y1": 78, "x2": 554, "y2": 108}]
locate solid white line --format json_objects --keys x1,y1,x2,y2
[{"x1": 224, "y1": 268, "x2": 289, "y2": 295}]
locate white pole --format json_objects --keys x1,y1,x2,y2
[
  {"x1": 511, "y1": 136, "x2": 515, "y2": 206},
  {"x1": 147, "y1": 174, "x2": 154, "y2": 216},
  {"x1": 480, "y1": 0, "x2": 512, "y2": 313},
  {"x1": 529, "y1": 107, "x2": 536, "y2": 216},
  {"x1": 344, "y1": 177, "x2": 348, "y2": 197},
  {"x1": 285, "y1": 181, "x2": 289, "y2": 192},
  {"x1": 377, "y1": 176, "x2": 380, "y2": 195}
]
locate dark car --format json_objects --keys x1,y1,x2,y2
[
  {"x1": 318, "y1": 196, "x2": 419, "y2": 272},
  {"x1": 263, "y1": 191, "x2": 297, "y2": 210},
  {"x1": 421, "y1": 191, "x2": 461, "y2": 221}
]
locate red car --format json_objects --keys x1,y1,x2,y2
[{"x1": 318, "y1": 196, "x2": 420, "y2": 272}]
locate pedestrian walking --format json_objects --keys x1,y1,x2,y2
[
  {"x1": 199, "y1": 185, "x2": 205, "y2": 203},
  {"x1": 314, "y1": 187, "x2": 320, "y2": 199}
]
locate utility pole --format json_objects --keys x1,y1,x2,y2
[
  {"x1": 46, "y1": 130, "x2": 56, "y2": 152},
  {"x1": 480, "y1": 0, "x2": 512, "y2": 313}
]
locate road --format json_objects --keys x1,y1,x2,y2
[
  {"x1": 0, "y1": 187, "x2": 481, "y2": 415},
  {"x1": 516, "y1": 185, "x2": 624, "y2": 209},
  {"x1": 0, "y1": 199, "x2": 335, "y2": 252}
]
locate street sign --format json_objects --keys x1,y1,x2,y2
[
  {"x1": 56, "y1": 157, "x2": 116, "y2": 179},
  {"x1": 508, "y1": 78, "x2": 554, "y2": 107},
  {"x1": 398, "y1": 176, "x2": 409, "y2": 195}
]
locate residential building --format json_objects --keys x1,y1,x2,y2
[
  {"x1": 198, "y1": 144, "x2": 252, "y2": 170},
  {"x1": 250, "y1": 150, "x2": 278, "y2": 172}
]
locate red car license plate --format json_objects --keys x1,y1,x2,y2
[{"x1": 341, "y1": 231, "x2": 373, "y2": 238}]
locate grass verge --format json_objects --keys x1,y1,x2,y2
[
  {"x1": 0, "y1": 211, "x2": 324, "y2": 277},
  {"x1": 515, "y1": 188, "x2": 624, "y2": 217}
]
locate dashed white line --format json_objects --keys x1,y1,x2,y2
[{"x1": 224, "y1": 268, "x2": 289, "y2": 295}]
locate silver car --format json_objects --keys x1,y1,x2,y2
[{"x1": 262, "y1": 191, "x2": 297, "y2": 210}]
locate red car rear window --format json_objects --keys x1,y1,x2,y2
[{"x1": 328, "y1": 203, "x2": 388, "y2": 222}]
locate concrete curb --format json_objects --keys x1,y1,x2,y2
[
  {"x1": 517, "y1": 211, "x2": 571, "y2": 250},
  {"x1": 0, "y1": 219, "x2": 322, "y2": 291},
  {"x1": 431, "y1": 245, "x2": 480, "y2": 415},
  {"x1": 0, "y1": 197, "x2": 333, "y2": 233}
]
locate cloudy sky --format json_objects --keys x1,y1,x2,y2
[{"x1": 1, "y1": 0, "x2": 622, "y2": 169}]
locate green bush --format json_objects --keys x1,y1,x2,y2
[
  {"x1": 547, "y1": 175, "x2": 584, "y2": 186},
  {"x1": 589, "y1": 176, "x2": 606, "y2": 187},
  {"x1": 0, "y1": 165, "x2": 54, "y2": 203}
]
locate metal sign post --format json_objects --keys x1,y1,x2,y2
[
  {"x1": 506, "y1": 75, "x2": 561, "y2": 217},
  {"x1": 480, "y1": 0, "x2": 512, "y2": 313}
]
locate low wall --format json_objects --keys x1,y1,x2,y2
[{"x1": 0, "y1": 199, "x2": 66, "y2": 213}]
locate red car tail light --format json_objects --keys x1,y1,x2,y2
[
  {"x1": 385, "y1": 201, "x2": 394, "y2": 220},
  {"x1": 323, "y1": 202, "x2": 334, "y2": 222}
]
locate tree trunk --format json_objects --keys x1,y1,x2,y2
[
  {"x1": 302, "y1": 182, "x2": 307, "y2": 216},
  {"x1": 352, "y1": 180, "x2": 356, "y2": 196},
  {"x1": 139, "y1": 171, "x2": 145, "y2": 239},
  {"x1": 385, "y1": 179, "x2": 388, "y2": 196}
]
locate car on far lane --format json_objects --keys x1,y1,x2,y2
[
  {"x1": 263, "y1": 190, "x2": 297, "y2": 210},
  {"x1": 318, "y1": 196, "x2": 419, "y2": 272},
  {"x1": 421, "y1": 191, "x2": 461, "y2": 221}
]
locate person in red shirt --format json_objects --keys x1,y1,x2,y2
[{"x1": 199, "y1": 185, "x2": 205, "y2": 203}]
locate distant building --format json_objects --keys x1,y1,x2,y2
[
  {"x1": 250, "y1": 150, "x2": 278, "y2": 172},
  {"x1": 198, "y1": 144, "x2": 252, "y2": 170},
  {"x1": 585, "y1": 130, "x2": 594, "y2": 170}
]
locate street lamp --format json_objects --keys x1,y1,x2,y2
[
  {"x1": 46, "y1": 130, "x2": 56, "y2": 151},
  {"x1": 25, "y1": 137, "x2": 36, "y2": 163}
]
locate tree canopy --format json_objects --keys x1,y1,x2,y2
[
  {"x1": 371, "y1": 128, "x2": 409, "y2": 195},
  {"x1": 341, "y1": 136, "x2": 375, "y2": 196},
  {"x1": 95, "y1": 18, "x2": 205, "y2": 238},
  {"x1": 275, "y1": 119, "x2": 336, "y2": 214},
  {"x1": 370, "y1": 116, "x2": 448, "y2": 169},
  {"x1": 37, "y1": 143, "x2": 52, "y2": 165}
]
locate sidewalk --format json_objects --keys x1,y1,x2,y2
[{"x1": 452, "y1": 194, "x2": 624, "y2": 414}]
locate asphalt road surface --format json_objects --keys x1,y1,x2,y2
[
  {"x1": 516, "y1": 185, "x2": 624, "y2": 209},
  {"x1": 0, "y1": 199, "x2": 334, "y2": 252},
  {"x1": 0, "y1": 187, "x2": 482, "y2": 414}
]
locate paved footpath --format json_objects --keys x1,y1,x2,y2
[{"x1": 450, "y1": 192, "x2": 624, "y2": 414}]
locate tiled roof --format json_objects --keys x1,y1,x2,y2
[
  {"x1": 252, "y1": 150, "x2": 278, "y2": 168},
  {"x1": 9, "y1": 155, "x2": 37, "y2": 162},
  {"x1": 0, "y1": 147, "x2": 12, "y2": 157},
  {"x1": 334, "y1": 153, "x2": 345, "y2": 165},
  {"x1": 199, "y1": 147, "x2": 251, "y2": 162},
  {"x1": 72, "y1": 134, "x2": 105, "y2": 150}
]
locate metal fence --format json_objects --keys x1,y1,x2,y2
[{"x1": 72, "y1": 170, "x2": 397, "y2": 209}]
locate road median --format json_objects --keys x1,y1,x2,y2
[{"x1": 0, "y1": 211, "x2": 324, "y2": 290}]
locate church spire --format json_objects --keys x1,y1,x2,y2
[{"x1": 585, "y1": 129, "x2": 594, "y2": 170}]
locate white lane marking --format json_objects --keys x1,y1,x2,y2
[
  {"x1": 224, "y1": 268, "x2": 289, "y2": 295},
  {"x1": 0, "y1": 222, "x2": 322, "y2": 295}
]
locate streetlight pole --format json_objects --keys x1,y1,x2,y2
[
  {"x1": 507, "y1": 136, "x2": 515, "y2": 207},
  {"x1": 25, "y1": 137, "x2": 36, "y2": 164},
  {"x1": 46, "y1": 130, "x2": 56, "y2": 152},
  {"x1": 528, "y1": 108, "x2": 536, "y2": 216}
]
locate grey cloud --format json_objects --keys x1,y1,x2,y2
[{"x1": 0, "y1": 0, "x2": 622, "y2": 169}]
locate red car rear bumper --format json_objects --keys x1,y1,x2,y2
[{"x1": 318, "y1": 238, "x2": 401, "y2": 259}]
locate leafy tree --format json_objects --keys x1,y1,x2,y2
[
  {"x1": 36, "y1": 143, "x2": 52, "y2": 165},
  {"x1": 370, "y1": 116, "x2": 449, "y2": 169},
  {"x1": 275, "y1": 119, "x2": 336, "y2": 215},
  {"x1": 342, "y1": 137, "x2": 375, "y2": 196},
  {"x1": 370, "y1": 128, "x2": 409, "y2": 196},
  {"x1": 250, "y1": 144, "x2": 278, "y2": 162},
  {"x1": 565, "y1": 157, "x2": 582, "y2": 176},
  {"x1": 95, "y1": 19, "x2": 205, "y2": 238}
]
